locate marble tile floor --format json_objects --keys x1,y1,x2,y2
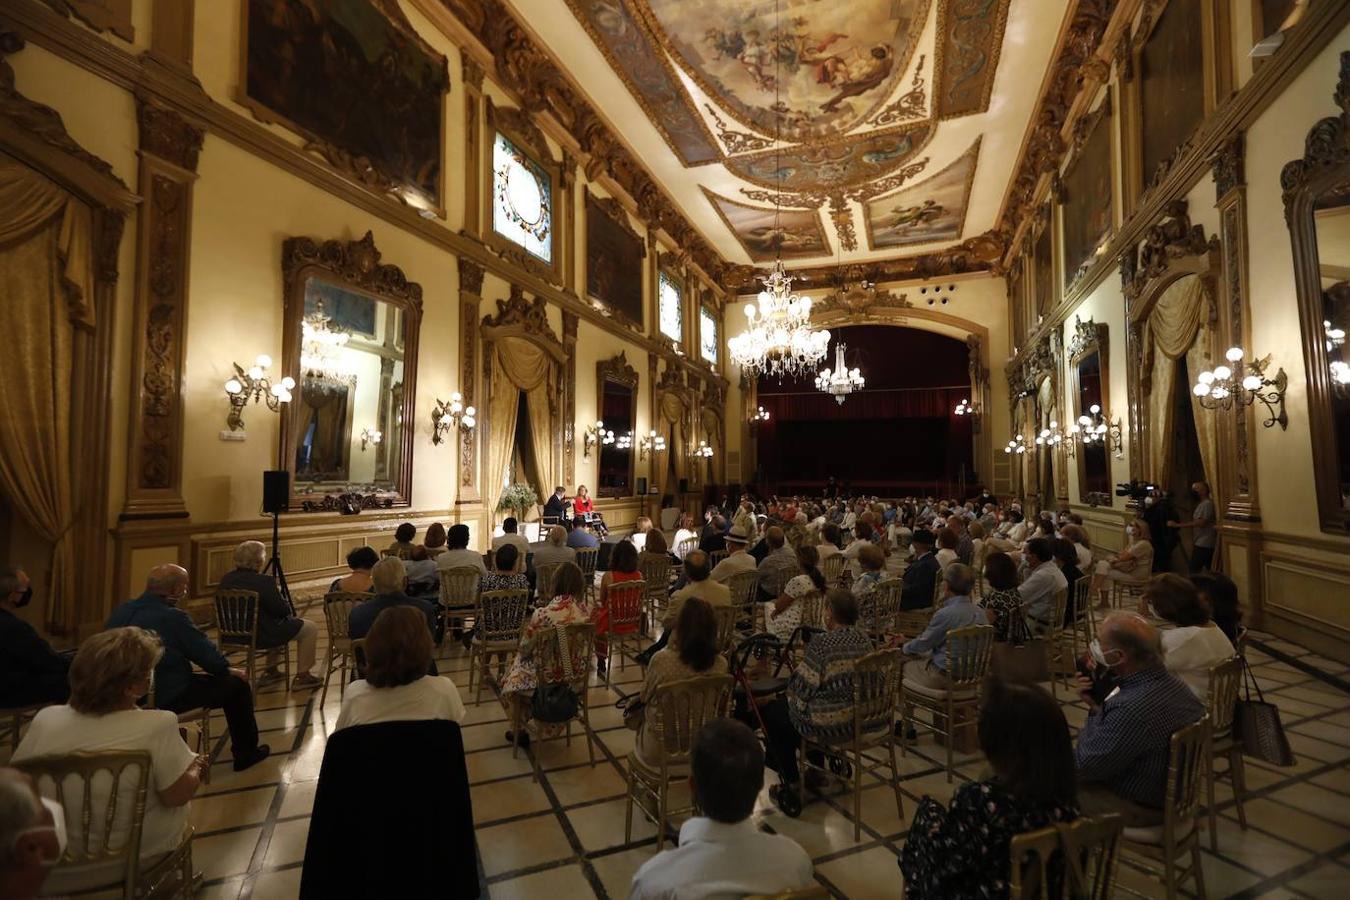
[{"x1": 9, "y1": 584, "x2": 1350, "y2": 899}]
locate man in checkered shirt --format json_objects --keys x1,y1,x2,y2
[{"x1": 1075, "y1": 612, "x2": 1206, "y2": 827}]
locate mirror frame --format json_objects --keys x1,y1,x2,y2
[
  {"x1": 1283, "y1": 53, "x2": 1350, "y2": 534},
  {"x1": 279, "y1": 231, "x2": 422, "y2": 511},
  {"x1": 1067, "y1": 316, "x2": 1112, "y2": 506},
  {"x1": 595, "y1": 351, "x2": 639, "y2": 498}
]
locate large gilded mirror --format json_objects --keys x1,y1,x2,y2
[
  {"x1": 1068, "y1": 317, "x2": 1112, "y2": 504},
  {"x1": 596, "y1": 352, "x2": 638, "y2": 498},
  {"x1": 280, "y1": 232, "x2": 421, "y2": 510},
  {"x1": 1285, "y1": 56, "x2": 1350, "y2": 533}
]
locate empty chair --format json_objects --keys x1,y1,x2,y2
[{"x1": 319, "y1": 591, "x2": 365, "y2": 708}]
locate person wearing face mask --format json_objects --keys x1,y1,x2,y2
[
  {"x1": 0, "y1": 566, "x2": 71, "y2": 710},
  {"x1": 105, "y1": 565, "x2": 270, "y2": 772},
  {"x1": 1074, "y1": 613, "x2": 1205, "y2": 827},
  {"x1": 0, "y1": 767, "x2": 64, "y2": 900},
  {"x1": 1139, "y1": 490, "x2": 1177, "y2": 573},
  {"x1": 1140, "y1": 573, "x2": 1235, "y2": 697},
  {"x1": 13, "y1": 629, "x2": 207, "y2": 896},
  {"x1": 1089, "y1": 518, "x2": 1154, "y2": 607},
  {"x1": 1167, "y1": 481, "x2": 1217, "y2": 573}
]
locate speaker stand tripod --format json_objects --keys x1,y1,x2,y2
[{"x1": 263, "y1": 511, "x2": 297, "y2": 615}]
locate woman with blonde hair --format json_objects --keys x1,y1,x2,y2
[
  {"x1": 1090, "y1": 517, "x2": 1154, "y2": 606},
  {"x1": 14, "y1": 628, "x2": 206, "y2": 891},
  {"x1": 337, "y1": 606, "x2": 465, "y2": 730}
]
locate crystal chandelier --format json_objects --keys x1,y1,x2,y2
[
  {"x1": 814, "y1": 342, "x2": 864, "y2": 404},
  {"x1": 301, "y1": 301, "x2": 356, "y2": 383},
  {"x1": 729, "y1": 261, "x2": 831, "y2": 379}
]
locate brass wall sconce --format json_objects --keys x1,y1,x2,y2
[
  {"x1": 694, "y1": 439, "x2": 714, "y2": 458},
  {"x1": 1003, "y1": 435, "x2": 1029, "y2": 455},
  {"x1": 639, "y1": 429, "x2": 666, "y2": 460},
  {"x1": 1072, "y1": 405, "x2": 1124, "y2": 459},
  {"x1": 616, "y1": 432, "x2": 633, "y2": 450},
  {"x1": 954, "y1": 397, "x2": 981, "y2": 431},
  {"x1": 748, "y1": 405, "x2": 770, "y2": 432},
  {"x1": 224, "y1": 354, "x2": 294, "y2": 431},
  {"x1": 360, "y1": 427, "x2": 382, "y2": 452},
  {"x1": 1035, "y1": 421, "x2": 1073, "y2": 458},
  {"x1": 583, "y1": 420, "x2": 615, "y2": 459},
  {"x1": 431, "y1": 392, "x2": 476, "y2": 445},
  {"x1": 1192, "y1": 347, "x2": 1289, "y2": 430}
]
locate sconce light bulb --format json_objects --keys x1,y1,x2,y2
[
  {"x1": 256, "y1": 354, "x2": 272, "y2": 369},
  {"x1": 1241, "y1": 374, "x2": 1262, "y2": 391},
  {"x1": 462, "y1": 416, "x2": 475, "y2": 428},
  {"x1": 465, "y1": 406, "x2": 476, "y2": 416},
  {"x1": 225, "y1": 379, "x2": 242, "y2": 394},
  {"x1": 1197, "y1": 371, "x2": 1215, "y2": 385},
  {"x1": 280, "y1": 376, "x2": 296, "y2": 390},
  {"x1": 278, "y1": 390, "x2": 292, "y2": 403},
  {"x1": 744, "y1": 303, "x2": 757, "y2": 320},
  {"x1": 248, "y1": 366, "x2": 263, "y2": 380},
  {"x1": 1225, "y1": 346, "x2": 1245, "y2": 363},
  {"x1": 440, "y1": 414, "x2": 452, "y2": 425},
  {"x1": 451, "y1": 391, "x2": 462, "y2": 402},
  {"x1": 270, "y1": 384, "x2": 283, "y2": 397},
  {"x1": 1213, "y1": 365, "x2": 1232, "y2": 381},
  {"x1": 1193, "y1": 383, "x2": 1211, "y2": 397},
  {"x1": 1089, "y1": 404, "x2": 1101, "y2": 415}
]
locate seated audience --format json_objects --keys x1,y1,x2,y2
[
  {"x1": 629, "y1": 719, "x2": 813, "y2": 899},
  {"x1": 901, "y1": 529, "x2": 940, "y2": 610},
  {"x1": 895, "y1": 565, "x2": 982, "y2": 690},
  {"x1": 0, "y1": 766, "x2": 62, "y2": 899},
  {"x1": 566, "y1": 522, "x2": 600, "y2": 550},
  {"x1": 966, "y1": 521, "x2": 986, "y2": 567},
  {"x1": 530, "y1": 525, "x2": 576, "y2": 575},
  {"x1": 699, "y1": 516, "x2": 728, "y2": 553},
  {"x1": 434, "y1": 523, "x2": 487, "y2": 576},
  {"x1": 1019, "y1": 537, "x2": 1067, "y2": 635},
  {"x1": 422, "y1": 522, "x2": 448, "y2": 558},
  {"x1": 330, "y1": 546, "x2": 378, "y2": 593},
  {"x1": 386, "y1": 522, "x2": 418, "y2": 559},
  {"x1": 638, "y1": 529, "x2": 672, "y2": 574},
  {"x1": 952, "y1": 518, "x2": 974, "y2": 566},
  {"x1": 841, "y1": 521, "x2": 876, "y2": 577},
  {"x1": 757, "y1": 590, "x2": 874, "y2": 800},
  {"x1": 709, "y1": 526, "x2": 756, "y2": 582},
  {"x1": 1143, "y1": 573, "x2": 1236, "y2": 697},
  {"x1": 0, "y1": 565, "x2": 70, "y2": 708},
  {"x1": 901, "y1": 681, "x2": 1079, "y2": 897},
  {"x1": 665, "y1": 551, "x2": 731, "y2": 637},
  {"x1": 1090, "y1": 518, "x2": 1154, "y2": 605},
  {"x1": 850, "y1": 543, "x2": 889, "y2": 599},
  {"x1": 1075, "y1": 613, "x2": 1206, "y2": 826},
  {"x1": 349, "y1": 556, "x2": 438, "y2": 642},
  {"x1": 500, "y1": 563, "x2": 594, "y2": 748},
  {"x1": 218, "y1": 540, "x2": 321, "y2": 690},
  {"x1": 481, "y1": 544, "x2": 529, "y2": 593},
  {"x1": 335, "y1": 606, "x2": 465, "y2": 731},
  {"x1": 595, "y1": 540, "x2": 643, "y2": 675},
  {"x1": 106, "y1": 565, "x2": 269, "y2": 771},
  {"x1": 817, "y1": 523, "x2": 844, "y2": 559},
  {"x1": 765, "y1": 545, "x2": 827, "y2": 642},
  {"x1": 402, "y1": 545, "x2": 440, "y2": 597},
  {"x1": 756, "y1": 527, "x2": 798, "y2": 602},
  {"x1": 14, "y1": 628, "x2": 207, "y2": 892},
  {"x1": 672, "y1": 515, "x2": 699, "y2": 558},
  {"x1": 492, "y1": 518, "x2": 530, "y2": 573},
  {"x1": 1052, "y1": 537, "x2": 1085, "y2": 627},
  {"x1": 1060, "y1": 524, "x2": 1094, "y2": 571},
  {"x1": 731, "y1": 502, "x2": 757, "y2": 542},
  {"x1": 633, "y1": 598, "x2": 728, "y2": 766},
  {"x1": 1191, "y1": 570, "x2": 1242, "y2": 645},
  {"x1": 980, "y1": 551, "x2": 1025, "y2": 642},
  {"x1": 630, "y1": 516, "x2": 654, "y2": 552}
]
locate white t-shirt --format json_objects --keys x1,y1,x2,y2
[
  {"x1": 14, "y1": 706, "x2": 196, "y2": 864},
  {"x1": 673, "y1": 528, "x2": 698, "y2": 557},
  {"x1": 335, "y1": 675, "x2": 467, "y2": 731},
  {"x1": 1161, "y1": 625, "x2": 1236, "y2": 697},
  {"x1": 1076, "y1": 542, "x2": 1093, "y2": 571}
]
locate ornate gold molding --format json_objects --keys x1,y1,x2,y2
[
  {"x1": 481, "y1": 283, "x2": 560, "y2": 347},
  {"x1": 598, "y1": 350, "x2": 639, "y2": 389},
  {"x1": 283, "y1": 230, "x2": 424, "y2": 310},
  {"x1": 457, "y1": 257, "x2": 483, "y2": 500}
]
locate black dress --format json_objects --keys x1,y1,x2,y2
[{"x1": 900, "y1": 780, "x2": 1078, "y2": 899}]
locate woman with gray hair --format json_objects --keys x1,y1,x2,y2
[{"x1": 217, "y1": 540, "x2": 320, "y2": 689}]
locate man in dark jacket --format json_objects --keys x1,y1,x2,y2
[
  {"x1": 0, "y1": 565, "x2": 70, "y2": 708},
  {"x1": 107, "y1": 564, "x2": 270, "y2": 771},
  {"x1": 900, "y1": 529, "x2": 941, "y2": 610},
  {"x1": 217, "y1": 541, "x2": 320, "y2": 690},
  {"x1": 349, "y1": 556, "x2": 439, "y2": 643}
]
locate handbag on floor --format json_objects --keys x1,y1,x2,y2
[
  {"x1": 531, "y1": 624, "x2": 580, "y2": 724},
  {"x1": 989, "y1": 607, "x2": 1050, "y2": 684},
  {"x1": 1235, "y1": 655, "x2": 1296, "y2": 767}
]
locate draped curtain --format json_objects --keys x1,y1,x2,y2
[
  {"x1": 488, "y1": 336, "x2": 558, "y2": 512},
  {"x1": 658, "y1": 391, "x2": 686, "y2": 496},
  {"x1": 0, "y1": 160, "x2": 96, "y2": 632},
  {"x1": 1141, "y1": 275, "x2": 1217, "y2": 489}
]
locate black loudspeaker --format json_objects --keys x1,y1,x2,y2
[
  {"x1": 263, "y1": 470, "x2": 290, "y2": 514},
  {"x1": 637, "y1": 476, "x2": 648, "y2": 496},
  {"x1": 678, "y1": 478, "x2": 689, "y2": 494}
]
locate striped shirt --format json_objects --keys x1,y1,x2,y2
[
  {"x1": 787, "y1": 626, "x2": 875, "y2": 744},
  {"x1": 1075, "y1": 666, "x2": 1205, "y2": 808}
]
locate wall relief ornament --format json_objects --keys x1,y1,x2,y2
[
  {"x1": 1122, "y1": 199, "x2": 1213, "y2": 300},
  {"x1": 1211, "y1": 132, "x2": 1245, "y2": 199},
  {"x1": 282, "y1": 230, "x2": 423, "y2": 309},
  {"x1": 1066, "y1": 315, "x2": 1107, "y2": 360},
  {"x1": 481, "y1": 283, "x2": 558, "y2": 344},
  {"x1": 1280, "y1": 52, "x2": 1350, "y2": 220},
  {"x1": 136, "y1": 99, "x2": 204, "y2": 171},
  {"x1": 458, "y1": 257, "x2": 485, "y2": 296},
  {"x1": 812, "y1": 284, "x2": 912, "y2": 317},
  {"x1": 598, "y1": 351, "x2": 640, "y2": 388}
]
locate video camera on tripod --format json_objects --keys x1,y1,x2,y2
[{"x1": 1115, "y1": 479, "x2": 1159, "y2": 502}]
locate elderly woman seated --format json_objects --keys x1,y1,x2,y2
[
  {"x1": 1090, "y1": 517, "x2": 1154, "y2": 606},
  {"x1": 331, "y1": 546, "x2": 379, "y2": 594},
  {"x1": 218, "y1": 540, "x2": 320, "y2": 689},
  {"x1": 336, "y1": 606, "x2": 465, "y2": 731},
  {"x1": 14, "y1": 628, "x2": 207, "y2": 895},
  {"x1": 1141, "y1": 573, "x2": 1236, "y2": 697}
]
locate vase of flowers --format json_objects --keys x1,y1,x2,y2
[{"x1": 497, "y1": 482, "x2": 539, "y2": 525}]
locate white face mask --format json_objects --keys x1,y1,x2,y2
[
  {"x1": 1089, "y1": 639, "x2": 1124, "y2": 669},
  {"x1": 1144, "y1": 496, "x2": 1154, "y2": 507},
  {"x1": 1125, "y1": 526, "x2": 1136, "y2": 538},
  {"x1": 12, "y1": 797, "x2": 67, "y2": 867}
]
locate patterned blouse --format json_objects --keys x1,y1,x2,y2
[
  {"x1": 787, "y1": 625, "x2": 875, "y2": 744},
  {"x1": 481, "y1": 571, "x2": 529, "y2": 593},
  {"x1": 900, "y1": 780, "x2": 1078, "y2": 899},
  {"x1": 981, "y1": 588, "x2": 1025, "y2": 643}
]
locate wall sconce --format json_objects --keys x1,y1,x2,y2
[
  {"x1": 616, "y1": 431, "x2": 633, "y2": 450},
  {"x1": 1004, "y1": 435, "x2": 1029, "y2": 455},
  {"x1": 431, "y1": 392, "x2": 476, "y2": 445},
  {"x1": 1072, "y1": 404, "x2": 1124, "y2": 459},
  {"x1": 639, "y1": 429, "x2": 666, "y2": 460},
  {"x1": 694, "y1": 439, "x2": 714, "y2": 458},
  {"x1": 748, "y1": 405, "x2": 770, "y2": 432},
  {"x1": 583, "y1": 420, "x2": 615, "y2": 459},
  {"x1": 1192, "y1": 347, "x2": 1289, "y2": 430},
  {"x1": 224, "y1": 354, "x2": 293, "y2": 431},
  {"x1": 954, "y1": 397, "x2": 981, "y2": 432},
  {"x1": 1036, "y1": 421, "x2": 1075, "y2": 459},
  {"x1": 360, "y1": 427, "x2": 383, "y2": 452}
]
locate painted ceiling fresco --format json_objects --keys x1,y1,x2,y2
[{"x1": 533, "y1": 0, "x2": 1060, "y2": 270}]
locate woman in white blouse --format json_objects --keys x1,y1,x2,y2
[
  {"x1": 1141, "y1": 573, "x2": 1236, "y2": 697},
  {"x1": 337, "y1": 606, "x2": 466, "y2": 730},
  {"x1": 14, "y1": 628, "x2": 205, "y2": 893},
  {"x1": 671, "y1": 514, "x2": 699, "y2": 559}
]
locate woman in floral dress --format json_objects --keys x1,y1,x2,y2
[
  {"x1": 500, "y1": 562, "x2": 595, "y2": 746},
  {"x1": 980, "y1": 551, "x2": 1026, "y2": 642}
]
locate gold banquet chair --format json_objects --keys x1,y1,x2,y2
[
  {"x1": 469, "y1": 588, "x2": 532, "y2": 705},
  {"x1": 518, "y1": 622, "x2": 599, "y2": 781},
  {"x1": 1204, "y1": 656, "x2": 1248, "y2": 850},
  {"x1": 727, "y1": 569, "x2": 761, "y2": 632},
  {"x1": 601, "y1": 579, "x2": 647, "y2": 686},
  {"x1": 319, "y1": 591, "x2": 366, "y2": 708},
  {"x1": 860, "y1": 578, "x2": 903, "y2": 643},
  {"x1": 820, "y1": 553, "x2": 845, "y2": 589},
  {"x1": 639, "y1": 555, "x2": 673, "y2": 630},
  {"x1": 900, "y1": 624, "x2": 996, "y2": 782},
  {"x1": 533, "y1": 562, "x2": 564, "y2": 606},
  {"x1": 439, "y1": 565, "x2": 481, "y2": 632},
  {"x1": 214, "y1": 588, "x2": 281, "y2": 695},
  {"x1": 1009, "y1": 813, "x2": 1124, "y2": 900},
  {"x1": 1119, "y1": 717, "x2": 1210, "y2": 900},
  {"x1": 575, "y1": 546, "x2": 600, "y2": 603}
]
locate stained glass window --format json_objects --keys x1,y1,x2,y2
[
  {"x1": 700, "y1": 306, "x2": 718, "y2": 364},
  {"x1": 658, "y1": 271, "x2": 683, "y2": 344},
  {"x1": 492, "y1": 132, "x2": 552, "y2": 264}
]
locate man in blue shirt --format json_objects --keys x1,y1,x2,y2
[
  {"x1": 896, "y1": 564, "x2": 983, "y2": 690},
  {"x1": 565, "y1": 521, "x2": 600, "y2": 550},
  {"x1": 348, "y1": 556, "x2": 439, "y2": 645},
  {"x1": 106, "y1": 564, "x2": 269, "y2": 771}
]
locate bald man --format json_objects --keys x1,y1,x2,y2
[
  {"x1": 106, "y1": 565, "x2": 269, "y2": 771},
  {"x1": 1074, "y1": 613, "x2": 1205, "y2": 827}
]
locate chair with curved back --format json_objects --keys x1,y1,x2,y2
[
  {"x1": 16, "y1": 750, "x2": 197, "y2": 899},
  {"x1": 438, "y1": 566, "x2": 481, "y2": 633},
  {"x1": 1009, "y1": 813, "x2": 1124, "y2": 900},
  {"x1": 574, "y1": 546, "x2": 600, "y2": 603},
  {"x1": 707, "y1": 549, "x2": 729, "y2": 570},
  {"x1": 1, "y1": 703, "x2": 47, "y2": 751},
  {"x1": 727, "y1": 569, "x2": 761, "y2": 632},
  {"x1": 1039, "y1": 588, "x2": 1074, "y2": 699},
  {"x1": 469, "y1": 588, "x2": 532, "y2": 705},
  {"x1": 712, "y1": 605, "x2": 739, "y2": 656},
  {"x1": 1204, "y1": 657, "x2": 1247, "y2": 850},
  {"x1": 624, "y1": 673, "x2": 734, "y2": 851},
  {"x1": 676, "y1": 535, "x2": 698, "y2": 560},
  {"x1": 601, "y1": 579, "x2": 646, "y2": 686},
  {"x1": 860, "y1": 578, "x2": 903, "y2": 642},
  {"x1": 319, "y1": 591, "x2": 366, "y2": 709},
  {"x1": 143, "y1": 682, "x2": 211, "y2": 786},
  {"x1": 820, "y1": 553, "x2": 845, "y2": 589},
  {"x1": 533, "y1": 563, "x2": 564, "y2": 606},
  {"x1": 900, "y1": 623, "x2": 996, "y2": 782},
  {"x1": 796, "y1": 590, "x2": 824, "y2": 631},
  {"x1": 1120, "y1": 716, "x2": 1210, "y2": 900},
  {"x1": 519, "y1": 622, "x2": 598, "y2": 781},
  {"x1": 214, "y1": 589, "x2": 276, "y2": 694},
  {"x1": 638, "y1": 555, "x2": 672, "y2": 625},
  {"x1": 799, "y1": 647, "x2": 905, "y2": 841}
]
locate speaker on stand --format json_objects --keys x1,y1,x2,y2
[{"x1": 262, "y1": 470, "x2": 296, "y2": 614}]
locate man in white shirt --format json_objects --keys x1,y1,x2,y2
[
  {"x1": 710, "y1": 526, "x2": 756, "y2": 583},
  {"x1": 629, "y1": 718, "x2": 813, "y2": 900},
  {"x1": 434, "y1": 523, "x2": 487, "y2": 576},
  {"x1": 530, "y1": 525, "x2": 576, "y2": 572},
  {"x1": 1019, "y1": 537, "x2": 1068, "y2": 633},
  {"x1": 492, "y1": 518, "x2": 530, "y2": 573}
]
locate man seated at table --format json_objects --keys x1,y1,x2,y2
[
  {"x1": 0, "y1": 565, "x2": 71, "y2": 709},
  {"x1": 217, "y1": 540, "x2": 321, "y2": 690}
]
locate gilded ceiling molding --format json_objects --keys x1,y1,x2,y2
[
  {"x1": 703, "y1": 104, "x2": 772, "y2": 155},
  {"x1": 812, "y1": 285, "x2": 912, "y2": 318},
  {"x1": 40, "y1": 0, "x2": 132, "y2": 41},
  {"x1": 934, "y1": 0, "x2": 1012, "y2": 120},
  {"x1": 722, "y1": 120, "x2": 935, "y2": 193},
  {"x1": 872, "y1": 54, "x2": 929, "y2": 127}
]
